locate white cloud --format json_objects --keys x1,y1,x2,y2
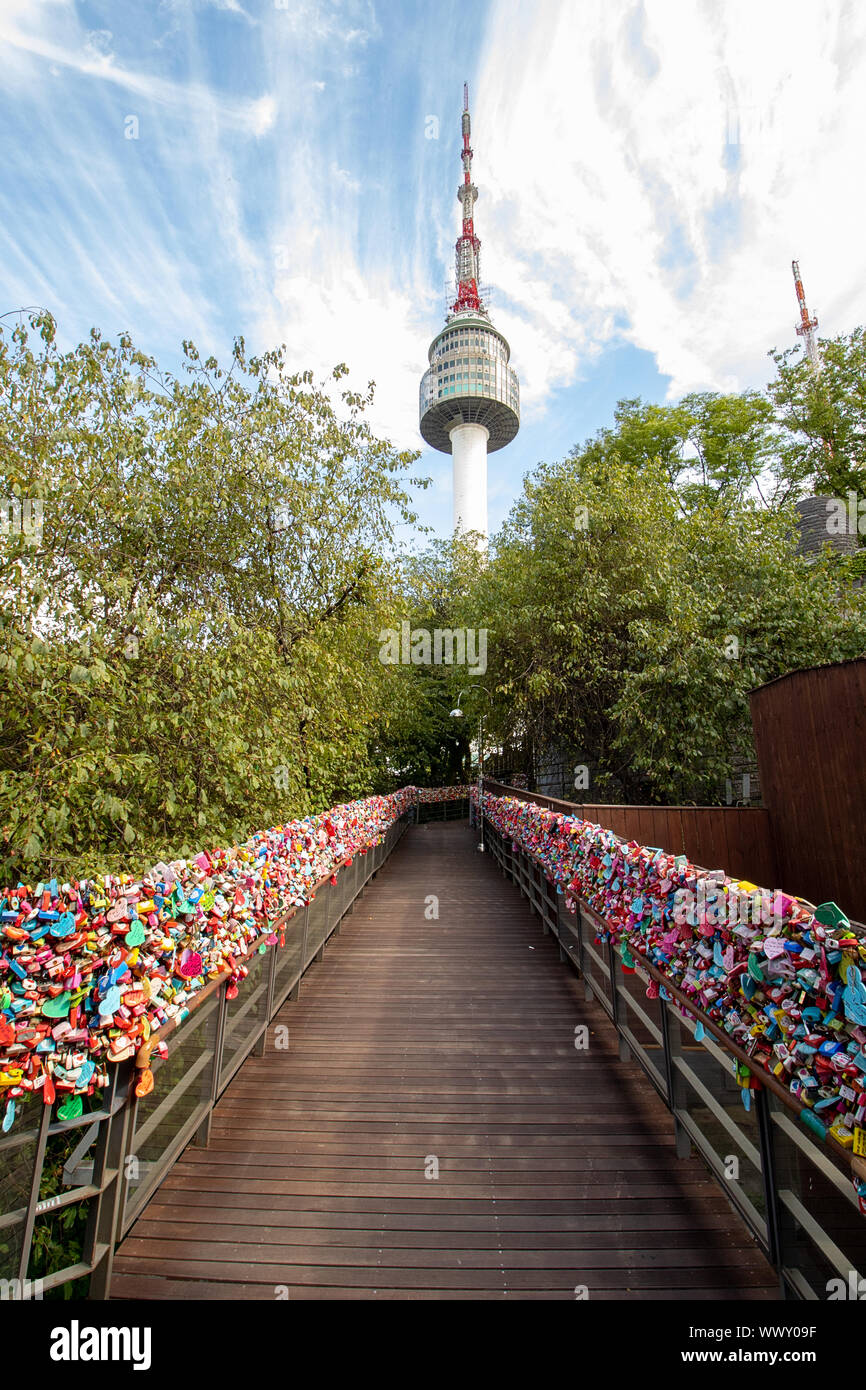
[
  {"x1": 331, "y1": 162, "x2": 361, "y2": 193},
  {"x1": 248, "y1": 92, "x2": 277, "y2": 136},
  {"x1": 7, "y1": 0, "x2": 861, "y2": 523},
  {"x1": 268, "y1": 0, "x2": 376, "y2": 46},
  {"x1": 83, "y1": 29, "x2": 114, "y2": 63},
  {"x1": 0, "y1": 12, "x2": 274, "y2": 135},
  {"x1": 264, "y1": 266, "x2": 426, "y2": 447},
  {"x1": 209, "y1": 0, "x2": 253, "y2": 16},
  {"x1": 160, "y1": 0, "x2": 254, "y2": 19},
  {"x1": 475, "y1": 0, "x2": 866, "y2": 407}
]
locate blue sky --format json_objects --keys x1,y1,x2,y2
[{"x1": 2, "y1": 0, "x2": 866, "y2": 545}]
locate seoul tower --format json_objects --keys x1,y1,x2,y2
[{"x1": 419, "y1": 84, "x2": 520, "y2": 547}]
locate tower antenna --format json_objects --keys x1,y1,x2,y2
[
  {"x1": 792, "y1": 259, "x2": 833, "y2": 461},
  {"x1": 453, "y1": 82, "x2": 482, "y2": 315},
  {"x1": 792, "y1": 259, "x2": 821, "y2": 375}
]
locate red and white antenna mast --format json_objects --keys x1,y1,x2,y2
[
  {"x1": 418, "y1": 84, "x2": 521, "y2": 547},
  {"x1": 792, "y1": 259, "x2": 834, "y2": 460},
  {"x1": 452, "y1": 82, "x2": 483, "y2": 315},
  {"x1": 792, "y1": 259, "x2": 821, "y2": 374}
]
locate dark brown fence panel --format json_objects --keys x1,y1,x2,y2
[
  {"x1": 663, "y1": 807, "x2": 684, "y2": 858},
  {"x1": 483, "y1": 781, "x2": 777, "y2": 887},
  {"x1": 750, "y1": 658, "x2": 866, "y2": 920}
]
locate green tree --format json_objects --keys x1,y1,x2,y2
[
  {"x1": 576, "y1": 390, "x2": 779, "y2": 510},
  {"x1": 0, "y1": 313, "x2": 422, "y2": 879},
  {"x1": 368, "y1": 536, "x2": 487, "y2": 787},
  {"x1": 768, "y1": 326, "x2": 866, "y2": 501},
  {"x1": 473, "y1": 451, "x2": 866, "y2": 803}
]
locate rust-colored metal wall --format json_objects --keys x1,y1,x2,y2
[
  {"x1": 749, "y1": 658, "x2": 866, "y2": 921},
  {"x1": 483, "y1": 779, "x2": 778, "y2": 887}
]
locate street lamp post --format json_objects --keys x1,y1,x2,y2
[{"x1": 450, "y1": 687, "x2": 493, "y2": 853}]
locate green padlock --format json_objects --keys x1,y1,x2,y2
[
  {"x1": 813, "y1": 902, "x2": 850, "y2": 931},
  {"x1": 747, "y1": 951, "x2": 765, "y2": 983},
  {"x1": 125, "y1": 920, "x2": 146, "y2": 947},
  {"x1": 42, "y1": 991, "x2": 72, "y2": 1018}
]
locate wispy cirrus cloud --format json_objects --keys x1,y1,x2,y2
[
  {"x1": 0, "y1": 8, "x2": 275, "y2": 135},
  {"x1": 1, "y1": 0, "x2": 864, "y2": 545},
  {"x1": 476, "y1": 0, "x2": 866, "y2": 410}
]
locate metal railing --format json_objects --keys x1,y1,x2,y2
[
  {"x1": 481, "y1": 808, "x2": 866, "y2": 1301},
  {"x1": 0, "y1": 811, "x2": 411, "y2": 1299},
  {"x1": 415, "y1": 796, "x2": 470, "y2": 825}
]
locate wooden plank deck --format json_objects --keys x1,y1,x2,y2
[{"x1": 112, "y1": 820, "x2": 779, "y2": 1300}]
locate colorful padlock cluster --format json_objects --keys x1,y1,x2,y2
[
  {"x1": 0, "y1": 784, "x2": 463, "y2": 1131},
  {"x1": 477, "y1": 790, "x2": 866, "y2": 1176},
  {"x1": 416, "y1": 785, "x2": 470, "y2": 803}
]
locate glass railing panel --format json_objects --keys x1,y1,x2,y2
[
  {"x1": 668, "y1": 1011, "x2": 767, "y2": 1241},
  {"x1": 272, "y1": 907, "x2": 306, "y2": 1008},
  {"x1": 578, "y1": 908, "x2": 615, "y2": 1018},
  {"x1": 0, "y1": 1088, "x2": 43, "y2": 1279},
  {"x1": 124, "y1": 990, "x2": 220, "y2": 1228},
  {"x1": 218, "y1": 948, "x2": 270, "y2": 1089},
  {"x1": 303, "y1": 889, "x2": 331, "y2": 963},
  {"x1": 615, "y1": 964, "x2": 667, "y2": 1094},
  {"x1": 770, "y1": 1098, "x2": 866, "y2": 1298}
]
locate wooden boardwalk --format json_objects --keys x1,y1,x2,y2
[{"x1": 112, "y1": 821, "x2": 779, "y2": 1300}]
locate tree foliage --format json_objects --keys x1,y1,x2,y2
[
  {"x1": 367, "y1": 536, "x2": 487, "y2": 787},
  {"x1": 0, "y1": 313, "x2": 422, "y2": 879},
  {"x1": 3, "y1": 304, "x2": 865, "y2": 865},
  {"x1": 767, "y1": 326, "x2": 866, "y2": 499},
  {"x1": 471, "y1": 440, "x2": 866, "y2": 801},
  {"x1": 388, "y1": 327, "x2": 866, "y2": 804}
]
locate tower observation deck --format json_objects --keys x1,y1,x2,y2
[{"x1": 419, "y1": 84, "x2": 520, "y2": 545}]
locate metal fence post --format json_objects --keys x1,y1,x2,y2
[
  {"x1": 659, "y1": 999, "x2": 691, "y2": 1159},
  {"x1": 755, "y1": 1086, "x2": 784, "y2": 1279},
  {"x1": 578, "y1": 909, "x2": 594, "y2": 1002},
  {"x1": 606, "y1": 939, "x2": 630, "y2": 1063}
]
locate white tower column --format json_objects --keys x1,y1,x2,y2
[{"x1": 450, "y1": 421, "x2": 489, "y2": 545}]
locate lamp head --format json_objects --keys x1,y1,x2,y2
[{"x1": 449, "y1": 708, "x2": 464, "y2": 719}]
